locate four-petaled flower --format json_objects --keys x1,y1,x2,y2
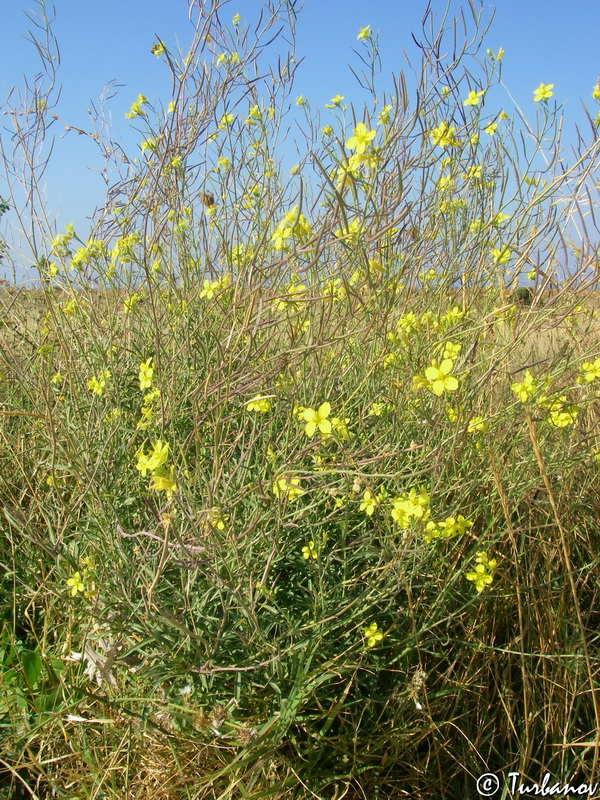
[
  {"x1": 87, "y1": 369, "x2": 111, "y2": 397},
  {"x1": 301, "y1": 402, "x2": 332, "y2": 436},
  {"x1": 66, "y1": 572, "x2": 85, "y2": 597},
  {"x1": 466, "y1": 552, "x2": 497, "y2": 593},
  {"x1": 363, "y1": 622, "x2": 383, "y2": 647},
  {"x1": 136, "y1": 439, "x2": 169, "y2": 477},
  {"x1": 326, "y1": 95, "x2": 344, "y2": 108},
  {"x1": 346, "y1": 122, "x2": 376, "y2": 155},
  {"x1": 359, "y1": 489, "x2": 377, "y2": 516},
  {"x1": 246, "y1": 395, "x2": 271, "y2": 413},
  {"x1": 139, "y1": 357, "x2": 154, "y2": 391},
  {"x1": 463, "y1": 89, "x2": 485, "y2": 106},
  {"x1": 149, "y1": 465, "x2": 178, "y2": 499},
  {"x1": 424, "y1": 359, "x2": 459, "y2": 396},
  {"x1": 429, "y1": 122, "x2": 458, "y2": 149},
  {"x1": 533, "y1": 83, "x2": 554, "y2": 102},
  {"x1": 357, "y1": 25, "x2": 371, "y2": 40},
  {"x1": 578, "y1": 358, "x2": 600, "y2": 383},
  {"x1": 511, "y1": 370, "x2": 536, "y2": 402},
  {"x1": 272, "y1": 476, "x2": 304, "y2": 500},
  {"x1": 491, "y1": 246, "x2": 510, "y2": 264},
  {"x1": 302, "y1": 541, "x2": 318, "y2": 560}
]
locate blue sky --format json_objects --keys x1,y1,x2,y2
[{"x1": 1, "y1": 0, "x2": 599, "y2": 284}]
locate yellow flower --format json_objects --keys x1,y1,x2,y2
[
  {"x1": 136, "y1": 440, "x2": 169, "y2": 477},
  {"x1": 391, "y1": 488, "x2": 430, "y2": 529},
  {"x1": 544, "y1": 396, "x2": 579, "y2": 428},
  {"x1": 125, "y1": 93, "x2": 147, "y2": 119},
  {"x1": 327, "y1": 416, "x2": 350, "y2": 441},
  {"x1": 359, "y1": 489, "x2": 377, "y2": 516},
  {"x1": 463, "y1": 165, "x2": 483, "y2": 180},
  {"x1": 271, "y1": 206, "x2": 312, "y2": 250},
  {"x1": 533, "y1": 82, "x2": 554, "y2": 102},
  {"x1": 334, "y1": 218, "x2": 362, "y2": 240},
  {"x1": 367, "y1": 401, "x2": 387, "y2": 417},
  {"x1": 467, "y1": 416, "x2": 488, "y2": 434},
  {"x1": 378, "y1": 104, "x2": 392, "y2": 125},
  {"x1": 345, "y1": 122, "x2": 376, "y2": 155},
  {"x1": 466, "y1": 552, "x2": 497, "y2": 593},
  {"x1": 139, "y1": 357, "x2": 154, "y2": 391},
  {"x1": 578, "y1": 358, "x2": 600, "y2": 383},
  {"x1": 463, "y1": 89, "x2": 485, "y2": 106},
  {"x1": 357, "y1": 25, "x2": 371, "y2": 40},
  {"x1": 484, "y1": 121, "x2": 498, "y2": 135},
  {"x1": 446, "y1": 405, "x2": 459, "y2": 423},
  {"x1": 301, "y1": 402, "x2": 332, "y2": 436},
  {"x1": 363, "y1": 622, "x2": 383, "y2": 647},
  {"x1": 424, "y1": 359, "x2": 458, "y2": 396},
  {"x1": 151, "y1": 42, "x2": 165, "y2": 57},
  {"x1": 442, "y1": 341, "x2": 461, "y2": 361},
  {"x1": 272, "y1": 476, "x2": 304, "y2": 500},
  {"x1": 87, "y1": 369, "x2": 111, "y2": 397},
  {"x1": 66, "y1": 572, "x2": 85, "y2": 597},
  {"x1": 200, "y1": 278, "x2": 220, "y2": 299},
  {"x1": 429, "y1": 122, "x2": 458, "y2": 148},
  {"x1": 492, "y1": 212, "x2": 510, "y2": 226},
  {"x1": 491, "y1": 246, "x2": 510, "y2": 264},
  {"x1": 149, "y1": 466, "x2": 178, "y2": 499},
  {"x1": 302, "y1": 541, "x2": 318, "y2": 560},
  {"x1": 511, "y1": 370, "x2": 536, "y2": 403},
  {"x1": 140, "y1": 138, "x2": 157, "y2": 154},
  {"x1": 246, "y1": 395, "x2": 271, "y2": 413}
]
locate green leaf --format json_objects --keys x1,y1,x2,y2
[{"x1": 21, "y1": 649, "x2": 43, "y2": 690}]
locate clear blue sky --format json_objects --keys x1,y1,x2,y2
[{"x1": 1, "y1": 0, "x2": 599, "y2": 284}]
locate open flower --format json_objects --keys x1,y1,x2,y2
[
  {"x1": 466, "y1": 552, "x2": 497, "y2": 593},
  {"x1": 125, "y1": 94, "x2": 147, "y2": 119},
  {"x1": 272, "y1": 476, "x2": 304, "y2": 500},
  {"x1": 246, "y1": 395, "x2": 271, "y2": 413},
  {"x1": 533, "y1": 82, "x2": 554, "y2": 102},
  {"x1": 136, "y1": 440, "x2": 169, "y2": 477},
  {"x1": 463, "y1": 89, "x2": 485, "y2": 107},
  {"x1": 302, "y1": 541, "x2": 318, "y2": 560},
  {"x1": 359, "y1": 489, "x2": 377, "y2": 516},
  {"x1": 491, "y1": 246, "x2": 511, "y2": 264},
  {"x1": 301, "y1": 402, "x2": 332, "y2": 436},
  {"x1": 139, "y1": 357, "x2": 154, "y2": 390},
  {"x1": 149, "y1": 465, "x2": 178, "y2": 499},
  {"x1": 429, "y1": 122, "x2": 458, "y2": 148},
  {"x1": 424, "y1": 359, "x2": 458, "y2": 396},
  {"x1": 66, "y1": 572, "x2": 85, "y2": 597},
  {"x1": 345, "y1": 122, "x2": 376, "y2": 155},
  {"x1": 578, "y1": 358, "x2": 600, "y2": 383},
  {"x1": 363, "y1": 622, "x2": 384, "y2": 647},
  {"x1": 511, "y1": 370, "x2": 536, "y2": 403}
]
